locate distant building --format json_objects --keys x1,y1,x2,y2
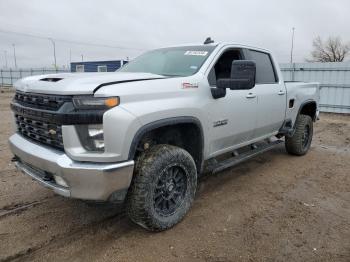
[{"x1": 70, "y1": 60, "x2": 128, "y2": 73}]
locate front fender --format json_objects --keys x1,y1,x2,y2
[{"x1": 103, "y1": 106, "x2": 142, "y2": 161}]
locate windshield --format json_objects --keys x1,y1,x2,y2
[{"x1": 118, "y1": 46, "x2": 215, "y2": 77}]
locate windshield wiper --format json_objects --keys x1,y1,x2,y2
[{"x1": 160, "y1": 74, "x2": 183, "y2": 77}]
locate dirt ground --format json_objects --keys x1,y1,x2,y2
[{"x1": 0, "y1": 91, "x2": 349, "y2": 262}]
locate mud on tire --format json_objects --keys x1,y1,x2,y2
[
  {"x1": 285, "y1": 114, "x2": 313, "y2": 156},
  {"x1": 126, "y1": 144, "x2": 197, "y2": 231}
]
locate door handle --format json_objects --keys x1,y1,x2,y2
[
  {"x1": 278, "y1": 90, "x2": 286, "y2": 95},
  {"x1": 246, "y1": 92, "x2": 256, "y2": 99}
]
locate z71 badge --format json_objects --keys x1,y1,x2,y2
[{"x1": 213, "y1": 119, "x2": 228, "y2": 127}]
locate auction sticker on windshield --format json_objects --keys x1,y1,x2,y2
[{"x1": 184, "y1": 51, "x2": 208, "y2": 56}]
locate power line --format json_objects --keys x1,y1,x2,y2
[{"x1": 0, "y1": 29, "x2": 146, "y2": 51}]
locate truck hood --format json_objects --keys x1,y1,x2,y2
[{"x1": 14, "y1": 72, "x2": 165, "y2": 95}]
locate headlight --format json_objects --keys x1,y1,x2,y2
[
  {"x1": 73, "y1": 96, "x2": 119, "y2": 110},
  {"x1": 76, "y1": 124, "x2": 105, "y2": 152}
]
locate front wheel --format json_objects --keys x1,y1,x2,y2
[
  {"x1": 285, "y1": 114, "x2": 313, "y2": 156},
  {"x1": 126, "y1": 144, "x2": 197, "y2": 231}
]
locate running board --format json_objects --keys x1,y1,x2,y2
[{"x1": 212, "y1": 140, "x2": 283, "y2": 174}]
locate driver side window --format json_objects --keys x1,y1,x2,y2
[{"x1": 208, "y1": 49, "x2": 243, "y2": 86}]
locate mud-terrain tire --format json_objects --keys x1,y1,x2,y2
[
  {"x1": 126, "y1": 144, "x2": 197, "y2": 231},
  {"x1": 285, "y1": 114, "x2": 313, "y2": 156}
]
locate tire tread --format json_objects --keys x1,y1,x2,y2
[
  {"x1": 126, "y1": 144, "x2": 197, "y2": 231},
  {"x1": 285, "y1": 114, "x2": 313, "y2": 156}
]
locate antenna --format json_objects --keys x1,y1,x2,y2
[{"x1": 204, "y1": 37, "x2": 214, "y2": 44}]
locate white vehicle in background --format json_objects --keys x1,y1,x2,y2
[{"x1": 9, "y1": 38, "x2": 319, "y2": 231}]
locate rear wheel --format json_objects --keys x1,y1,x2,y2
[
  {"x1": 126, "y1": 144, "x2": 197, "y2": 231},
  {"x1": 285, "y1": 114, "x2": 313, "y2": 156}
]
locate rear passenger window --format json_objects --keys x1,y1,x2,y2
[{"x1": 249, "y1": 50, "x2": 277, "y2": 84}]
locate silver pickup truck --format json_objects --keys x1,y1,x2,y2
[{"x1": 9, "y1": 39, "x2": 319, "y2": 231}]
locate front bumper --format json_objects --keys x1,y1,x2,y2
[{"x1": 9, "y1": 133, "x2": 134, "y2": 201}]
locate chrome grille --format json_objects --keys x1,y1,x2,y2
[{"x1": 15, "y1": 113, "x2": 64, "y2": 150}]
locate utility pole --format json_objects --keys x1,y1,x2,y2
[
  {"x1": 4, "y1": 51, "x2": 8, "y2": 68},
  {"x1": 69, "y1": 49, "x2": 72, "y2": 70},
  {"x1": 49, "y1": 38, "x2": 57, "y2": 69},
  {"x1": 290, "y1": 27, "x2": 295, "y2": 64},
  {"x1": 81, "y1": 54, "x2": 84, "y2": 62},
  {"x1": 12, "y1": 44, "x2": 17, "y2": 68}
]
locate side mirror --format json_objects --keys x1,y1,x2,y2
[
  {"x1": 217, "y1": 60, "x2": 256, "y2": 90},
  {"x1": 211, "y1": 87, "x2": 226, "y2": 99}
]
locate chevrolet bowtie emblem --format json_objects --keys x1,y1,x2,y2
[{"x1": 48, "y1": 129, "x2": 57, "y2": 135}]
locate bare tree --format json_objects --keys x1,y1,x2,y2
[{"x1": 308, "y1": 36, "x2": 350, "y2": 62}]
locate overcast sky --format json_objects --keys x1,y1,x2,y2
[{"x1": 0, "y1": 0, "x2": 349, "y2": 68}]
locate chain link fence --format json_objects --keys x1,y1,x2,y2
[{"x1": 0, "y1": 68, "x2": 69, "y2": 88}]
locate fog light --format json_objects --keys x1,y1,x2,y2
[
  {"x1": 76, "y1": 124, "x2": 105, "y2": 152},
  {"x1": 94, "y1": 139, "x2": 105, "y2": 149},
  {"x1": 88, "y1": 127, "x2": 104, "y2": 137},
  {"x1": 54, "y1": 175, "x2": 69, "y2": 187},
  {"x1": 88, "y1": 125, "x2": 105, "y2": 151}
]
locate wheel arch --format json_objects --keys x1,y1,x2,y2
[
  {"x1": 298, "y1": 100, "x2": 318, "y2": 121},
  {"x1": 279, "y1": 100, "x2": 318, "y2": 137},
  {"x1": 128, "y1": 116, "x2": 205, "y2": 173}
]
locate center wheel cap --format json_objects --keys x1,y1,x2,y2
[{"x1": 167, "y1": 183, "x2": 174, "y2": 192}]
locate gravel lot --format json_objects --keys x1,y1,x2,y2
[{"x1": 0, "y1": 91, "x2": 349, "y2": 262}]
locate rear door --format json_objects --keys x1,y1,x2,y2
[{"x1": 247, "y1": 50, "x2": 286, "y2": 139}]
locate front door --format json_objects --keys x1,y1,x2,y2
[{"x1": 205, "y1": 48, "x2": 258, "y2": 157}]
